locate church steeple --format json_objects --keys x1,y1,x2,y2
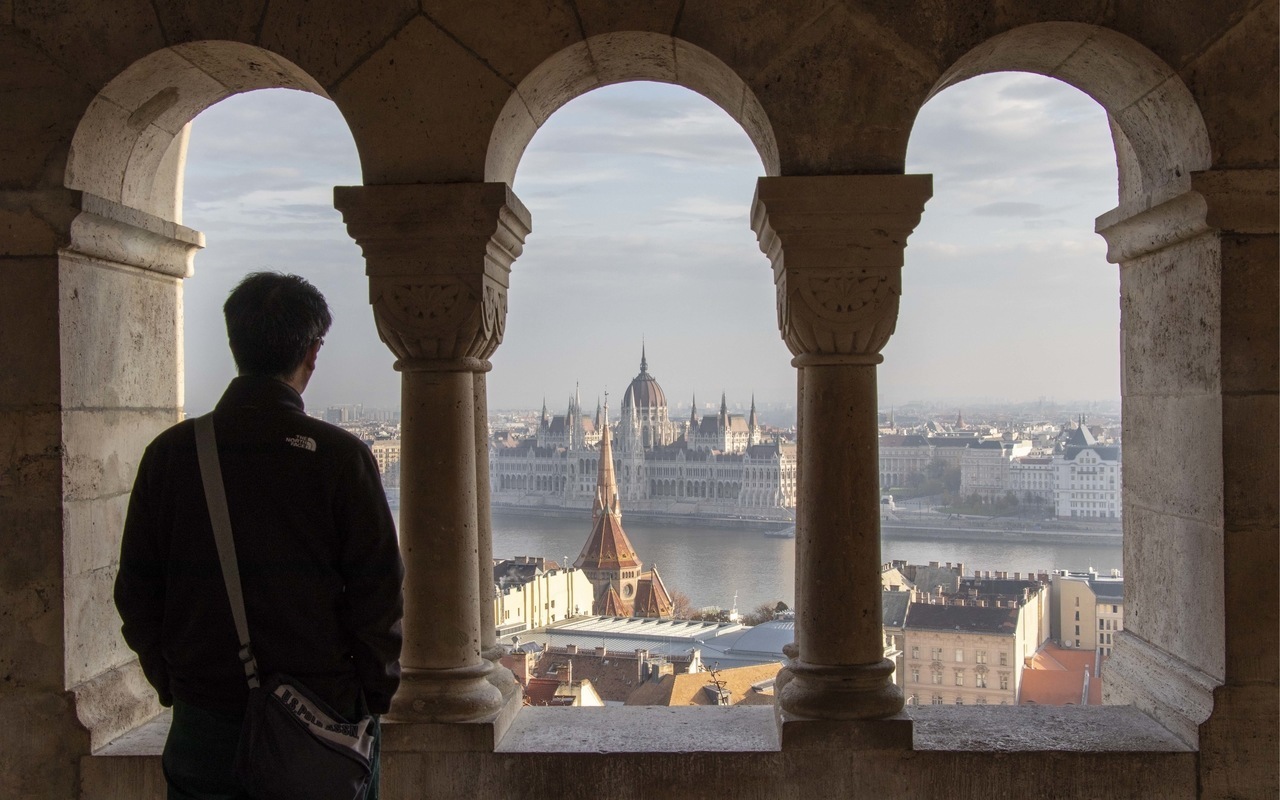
[
  {"x1": 574, "y1": 397, "x2": 642, "y2": 616},
  {"x1": 593, "y1": 399, "x2": 620, "y2": 520}
]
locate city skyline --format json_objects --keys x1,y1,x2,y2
[{"x1": 180, "y1": 75, "x2": 1121, "y2": 415}]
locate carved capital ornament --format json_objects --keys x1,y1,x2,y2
[
  {"x1": 751, "y1": 174, "x2": 933, "y2": 361},
  {"x1": 334, "y1": 182, "x2": 531, "y2": 367}
]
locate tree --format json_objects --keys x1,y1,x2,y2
[
  {"x1": 740, "y1": 601, "x2": 782, "y2": 626},
  {"x1": 669, "y1": 590, "x2": 695, "y2": 620}
]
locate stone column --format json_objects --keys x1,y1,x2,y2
[
  {"x1": 752, "y1": 174, "x2": 932, "y2": 721},
  {"x1": 335, "y1": 182, "x2": 530, "y2": 723},
  {"x1": 475, "y1": 369, "x2": 520, "y2": 700}
]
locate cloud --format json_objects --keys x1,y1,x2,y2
[
  {"x1": 180, "y1": 77, "x2": 1121, "y2": 411},
  {"x1": 971, "y1": 201, "x2": 1049, "y2": 217}
]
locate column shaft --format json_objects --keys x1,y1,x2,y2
[
  {"x1": 752, "y1": 173, "x2": 932, "y2": 721},
  {"x1": 391, "y1": 367, "x2": 501, "y2": 721},
  {"x1": 335, "y1": 182, "x2": 530, "y2": 723},
  {"x1": 796, "y1": 363, "x2": 883, "y2": 667},
  {"x1": 475, "y1": 370, "x2": 519, "y2": 698}
]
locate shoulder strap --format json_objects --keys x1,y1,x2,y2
[{"x1": 194, "y1": 414, "x2": 261, "y2": 689}]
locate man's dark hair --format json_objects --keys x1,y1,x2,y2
[{"x1": 223, "y1": 272, "x2": 332, "y2": 377}]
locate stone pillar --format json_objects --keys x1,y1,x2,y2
[
  {"x1": 475, "y1": 369, "x2": 520, "y2": 700},
  {"x1": 1096, "y1": 169, "x2": 1278, "y2": 794},
  {"x1": 0, "y1": 188, "x2": 201, "y2": 797},
  {"x1": 335, "y1": 183, "x2": 530, "y2": 723},
  {"x1": 751, "y1": 174, "x2": 932, "y2": 721}
]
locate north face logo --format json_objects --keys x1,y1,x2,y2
[{"x1": 285, "y1": 435, "x2": 317, "y2": 452}]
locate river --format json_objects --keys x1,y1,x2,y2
[{"x1": 478, "y1": 510, "x2": 1122, "y2": 613}]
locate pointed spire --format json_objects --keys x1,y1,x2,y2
[
  {"x1": 540, "y1": 397, "x2": 549, "y2": 428},
  {"x1": 720, "y1": 391, "x2": 728, "y2": 417},
  {"x1": 749, "y1": 394, "x2": 758, "y2": 428},
  {"x1": 690, "y1": 393, "x2": 699, "y2": 422},
  {"x1": 594, "y1": 398, "x2": 620, "y2": 520},
  {"x1": 639, "y1": 342, "x2": 648, "y2": 375},
  {"x1": 595, "y1": 396, "x2": 602, "y2": 428}
]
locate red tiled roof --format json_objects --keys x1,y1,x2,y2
[{"x1": 632, "y1": 567, "x2": 673, "y2": 619}]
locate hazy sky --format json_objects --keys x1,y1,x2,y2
[{"x1": 181, "y1": 74, "x2": 1120, "y2": 416}]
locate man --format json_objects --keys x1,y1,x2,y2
[{"x1": 115, "y1": 272, "x2": 404, "y2": 799}]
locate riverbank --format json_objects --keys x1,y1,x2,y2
[
  {"x1": 490, "y1": 504, "x2": 1122, "y2": 546},
  {"x1": 491, "y1": 503, "x2": 793, "y2": 532}
]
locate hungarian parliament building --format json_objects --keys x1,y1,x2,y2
[{"x1": 489, "y1": 350, "x2": 797, "y2": 520}]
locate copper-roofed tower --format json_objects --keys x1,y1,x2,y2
[{"x1": 574, "y1": 400, "x2": 642, "y2": 615}]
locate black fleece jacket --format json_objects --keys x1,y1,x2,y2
[{"x1": 115, "y1": 376, "x2": 403, "y2": 715}]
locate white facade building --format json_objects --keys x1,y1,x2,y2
[
  {"x1": 494, "y1": 557, "x2": 595, "y2": 638},
  {"x1": 491, "y1": 352, "x2": 796, "y2": 519}
]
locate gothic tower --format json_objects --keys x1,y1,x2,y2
[{"x1": 573, "y1": 401, "x2": 642, "y2": 615}]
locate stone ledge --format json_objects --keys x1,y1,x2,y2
[
  {"x1": 95, "y1": 702, "x2": 1189, "y2": 758},
  {"x1": 496, "y1": 705, "x2": 781, "y2": 753},
  {"x1": 94, "y1": 701, "x2": 1182, "y2": 757},
  {"x1": 910, "y1": 704, "x2": 1191, "y2": 752}
]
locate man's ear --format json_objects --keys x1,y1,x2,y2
[{"x1": 303, "y1": 338, "x2": 321, "y2": 371}]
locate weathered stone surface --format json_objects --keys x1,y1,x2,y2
[
  {"x1": 82, "y1": 704, "x2": 1199, "y2": 799},
  {"x1": 1123, "y1": 500, "x2": 1225, "y2": 680},
  {"x1": 420, "y1": 1, "x2": 582, "y2": 87},
  {"x1": 0, "y1": 691, "x2": 89, "y2": 800},
  {"x1": 0, "y1": 258, "x2": 60, "y2": 405},
  {"x1": 1122, "y1": 393, "x2": 1223, "y2": 524},
  {"x1": 12, "y1": 0, "x2": 165, "y2": 95},
  {"x1": 571, "y1": 0, "x2": 684, "y2": 39},
  {"x1": 1198, "y1": 683, "x2": 1280, "y2": 799},
  {"x1": 1181, "y1": 2, "x2": 1279, "y2": 171},
  {"x1": 676, "y1": 0, "x2": 842, "y2": 86},
  {"x1": 332, "y1": 15, "x2": 513, "y2": 184},
  {"x1": 911, "y1": 703, "x2": 1189, "y2": 752},
  {"x1": 61, "y1": 408, "x2": 174, "y2": 503},
  {"x1": 750, "y1": 4, "x2": 934, "y2": 173},
  {"x1": 1217, "y1": 234, "x2": 1279, "y2": 394},
  {"x1": 62, "y1": 494, "x2": 128, "y2": 577},
  {"x1": 63, "y1": 565, "x2": 132, "y2": 687},
  {"x1": 148, "y1": 1, "x2": 267, "y2": 46},
  {"x1": 70, "y1": 659, "x2": 162, "y2": 751},
  {"x1": 0, "y1": 29, "x2": 88, "y2": 188},
  {"x1": 59, "y1": 255, "x2": 186, "y2": 408},
  {"x1": 0, "y1": 499, "x2": 64, "y2": 688},
  {"x1": 1118, "y1": 238, "x2": 1221, "y2": 397},
  {"x1": 259, "y1": 0, "x2": 419, "y2": 91},
  {"x1": 0, "y1": 2, "x2": 1273, "y2": 797}
]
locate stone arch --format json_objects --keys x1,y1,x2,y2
[
  {"x1": 915, "y1": 22, "x2": 1225, "y2": 744},
  {"x1": 66, "y1": 41, "x2": 329, "y2": 221},
  {"x1": 52, "y1": 41, "x2": 345, "y2": 755},
  {"x1": 485, "y1": 31, "x2": 781, "y2": 186},
  {"x1": 923, "y1": 22, "x2": 1211, "y2": 212}
]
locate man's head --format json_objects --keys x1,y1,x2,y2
[{"x1": 223, "y1": 272, "x2": 332, "y2": 387}]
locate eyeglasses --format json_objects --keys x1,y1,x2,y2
[{"x1": 314, "y1": 337, "x2": 325, "y2": 348}]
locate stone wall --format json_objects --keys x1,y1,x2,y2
[{"x1": 0, "y1": 2, "x2": 1273, "y2": 797}]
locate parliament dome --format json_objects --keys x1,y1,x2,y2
[{"x1": 621, "y1": 348, "x2": 667, "y2": 410}]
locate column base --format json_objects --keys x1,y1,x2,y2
[
  {"x1": 382, "y1": 684, "x2": 524, "y2": 754},
  {"x1": 481, "y1": 644, "x2": 522, "y2": 702},
  {"x1": 778, "y1": 658, "x2": 902, "y2": 720},
  {"x1": 388, "y1": 661, "x2": 504, "y2": 724}
]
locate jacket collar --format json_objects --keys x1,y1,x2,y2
[{"x1": 215, "y1": 375, "x2": 306, "y2": 414}]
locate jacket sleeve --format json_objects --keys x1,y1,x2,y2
[
  {"x1": 335, "y1": 446, "x2": 404, "y2": 715},
  {"x1": 113, "y1": 445, "x2": 174, "y2": 707}
]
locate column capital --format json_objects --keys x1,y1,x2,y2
[
  {"x1": 751, "y1": 174, "x2": 932, "y2": 358},
  {"x1": 334, "y1": 182, "x2": 532, "y2": 363}
]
